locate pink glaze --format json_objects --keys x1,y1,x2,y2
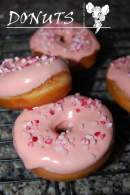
[
  {"x1": 107, "y1": 56, "x2": 130, "y2": 97},
  {"x1": 0, "y1": 55, "x2": 68, "y2": 97},
  {"x1": 30, "y1": 21, "x2": 100, "y2": 62},
  {"x1": 13, "y1": 94, "x2": 113, "y2": 174}
]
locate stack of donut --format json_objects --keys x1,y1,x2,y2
[{"x1": 0, "y1": 21, "x2": 117, "y2": 182}]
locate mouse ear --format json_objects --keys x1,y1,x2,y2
[
  {"x1": 101, "y1": 5, "x2": 109, "y2": 15},
  {"x1": 86, "y1": 2, "x2": 94, "y2": 14}
]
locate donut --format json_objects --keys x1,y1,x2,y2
[
  {"x1": 0, "y1": 55, "x2": 71, "y2": 109},
  {"x1": 107, "y1": 56, "x2": 130, "y2": 112},
  {"x1": 13, "y1": 94, "x2": 113, "y2": 181},
  {"x1": 30, "y1": 21, "x2": 100, "y2": 69}
]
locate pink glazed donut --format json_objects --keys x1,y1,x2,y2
[
  {"x1": 0, "y1": 55, "x2": 71, "y2": 109},
  {"x1": 30, "y1": 21, "x2": 100, "y2": 69},
  {"x1": 13, "y1": 94, "x2": 113, "y2": 181},
  {"x1": 107, "y1": 56, "x2": 130, "y2": 112}
]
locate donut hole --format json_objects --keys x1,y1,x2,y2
[
  {"x1": 59, "y1": 36, "x2": 65, "y2": 43},
  {"x1": 55, "y1": 121, "x2": 71, "y2": 134},
  {"x1": 55, "y1": 127, "x2": 67, "y2": 134}
]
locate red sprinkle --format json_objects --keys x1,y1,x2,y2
[
  {"x1": 26, "y1": 126, "x2": 31, "y2": 130},
  {"x1": 94, "y1": 132, "x2": 106, "y2": 139},
  {"x1": 94, "y1": 132, "x2": 101, "y2": 137},
  {"x1": 100, "y1": 133, "x2": 106, "y2": 139},
  {"x1": 97, "y1": 120, "x2": 106, "y2": 125},
  {"x1": 32, "y1": 136, "x2": 38, "y2": 142},
  {"x1": 100, "y1": 121, "x2": 106, "y2": 125},
  {"x1": 49, "y1": 110, "x2": 55, "y2": 115},
  {"x1": 45, "y1": 138, "x2": 53, "y2": 144},
  {"x1": 80, "y1": 99, "x2": 88, "y2": 106},
  {"x1": 76, "y1": 108, "x2": 81, "y2": 112},
  {"x1": 34, "y1": 120, "x2": 40, "y2": 124},
  {"x1": 81, "y1": 100, "x2": 87, "y2": 106}
]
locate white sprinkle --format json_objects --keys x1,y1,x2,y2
[
  {"x1": 107, "y1": 122, "x2": 112, "y2": 128},
  {"x1": 15, "y1": 57, "x2": 19, "y2": 61},
  {"x1": 21, "y1": 58, "x2": 26, "y2": 64}
]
